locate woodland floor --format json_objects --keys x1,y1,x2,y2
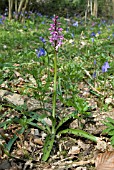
[
  {"x1": 0, "y1": 71, "x2": 114, "y2": 170},
  {"x1": 0, "y1": 16, "x2": 114, "y2": 170}
]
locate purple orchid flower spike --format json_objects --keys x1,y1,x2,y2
[
  {"x1": 49, "y1": 16, "x2": 64, "y2": 51},
  {"x1": 102, "y1": 62, "x2": 110, "y2": 73}
]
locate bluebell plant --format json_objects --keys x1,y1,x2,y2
[
  {"x1": 73, "y1": 21, "x2": 78, "y2": 27},
  {"x1": 91, "y1": 32, "x2": 96, "y2": 37},
  {"x1": 102, "y1": 62, "x2": 110, "y2": 73},
  {"x1": 101, "y1": 61, "x2": 110, "y2": 95},
  {"x1": 35, "y1": 48, "x2": 46, "y2": 58}
]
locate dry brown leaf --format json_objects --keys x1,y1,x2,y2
[
  {"x1": 95, "y1": 140, "x2": 107, "y2": 151},
  {"x1": 14, "y1": 71, "x2": 21, "y2": 77},
  {"x1": 95, "y1": 151, "x2": 114, "y2": 170},
  {"x1": 13, "y1": 63, "x2": 20, "y2": 67},
  {"x1": 34, "y1": 138, "x2": 43, "y2": 145},
  {"x1": 76, "y1": 167, "x2": 86, "y2": 170},
  {"x1": 68, "y1": 146, "x2": 80, "y2": 155}
]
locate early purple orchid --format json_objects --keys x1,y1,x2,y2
[{"x1": 49, "y1": 16, "x2": 64, "y2": 51}]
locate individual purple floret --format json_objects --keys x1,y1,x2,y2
[
  {"x1": 101, "y1": 62, "x2": 110, "y2": 73},
  {"x1": 49, "y1": 16, "x2": 64, "y2": 51}
]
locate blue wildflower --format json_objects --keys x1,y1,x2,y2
[
  {"x1": 73, "y1": 21, "x2": 78, "y2": 27},
  {"x1": 66, "y1": 27, "x2": 69, "y2": 32},
  {"x1": 98, "y1": 31, "x2": 101, "y2": 34},
  {"x1": 39, "y1": 37, "x2": 46, "y2": 43},
  {"x1": 91, "y1": 32, "x2": 96, "y2": 37},
  {"x1": 91, "y1": 38, "x2": 94, "y2": 43},
  {"x1": 0, "y1": 18, "x2": 3, "y2": 24},
  {"x1": 93, "y1": 72, "x2": 96, "y2": 78},
  {"x1": 94, "y1": 60, "x2": 96, "y2": 65},
  {"x1": 41, "y1": 21, "x2": 45, "y2": 24},
  {"x1": 36, "y1": 48, "x2": 46, "y2": 57},
  {"x1": 101, "y1": 62, "x2": 110, "y2": 73},
  {"x1": 102, "y1": 20, "x2": 106, "y2": 24},
  {"x1": 37, "y1": 13, "x2": 42, "y2": 17},
  {"x1": 71, "y1": 33, "x2": 74, "y2": 38},
  {"x1": 24, "y1": 11, "x2": 28, "y2": 14}
]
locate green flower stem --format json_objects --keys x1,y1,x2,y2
[
  {"x1": 52, "y1": 51, "x2": 57, "y2": 120},
  {"x1": 104, "y1": 72, "x2": 107, "y2": 96}
]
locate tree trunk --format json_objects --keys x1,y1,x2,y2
[
  {"x1": 15, "y1": 0, "x2": 18, "y2": 13},
  {"x1": 17, "y1": 0, "x2": 29, "y2": 21},
  {"x1": 18, "y1": 0, "x2": 25, "y2": 15},
  {"x1": 8, "y1": 0, "x2": 14, "y2": 20},
  {"x1": 90, "y1": 0, "x2": 93, "y2": 15},
  {"x1": 112, "y1": 0, "x2": 114, "y2": 19},
  {"x1": 21, "y1": 0, "x2": 29, "y2": 22},
  {"x1": 93, "y1": 0, "x2": 98, "y2": 17}
]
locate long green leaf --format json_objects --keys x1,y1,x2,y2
[
  {"x1": 26, "y1": 112, "x2": 51, "y2": 133},
  {"x1": 103, "y1": 127, "x2": 114, "y2": 134},
  {"x1": 28, "y1": 121, "x2": 48, "y2": 133},
  {"x1": 58, "y1": 128, "x2": 97, "y2": 142},
  {"x1": 56, "y1": 111, "x2": 78, "y2": 131},
  {"x1": 106, "y1": 117, "x2": 114, "y2": 125},
  {"x1": 42, "y1": 134, "x2": 55, "y2": 161},
  {"x1": 0, "y1": 119, "x2": 12, "y2": 128},
  {"x1": 5, "y1": 127, "x2": 25, "y2": 151}
]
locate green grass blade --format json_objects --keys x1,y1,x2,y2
[
  {"x1": 42, "y1": 134, "x2": 55, "y2": 161},
  {"x1": 58, "y1": 128, "x2": 97, "y2": 142}
]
